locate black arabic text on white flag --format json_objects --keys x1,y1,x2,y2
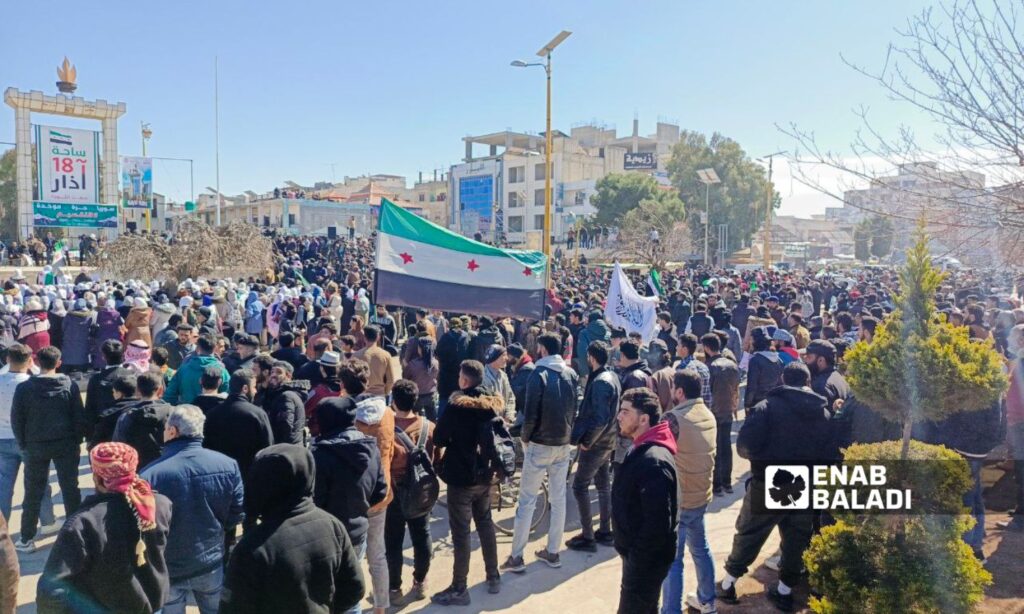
[{"x1": 603, "y1": 262, "x2": 659, "y2": 343}]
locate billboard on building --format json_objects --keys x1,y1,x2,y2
[
  {"x1": 624, "y1": 152, "x2": 657, "y2": 170},
  {"x1": 33, "y1": 202, "x2": 118, "y2": 228},
  {"x1": 458, "y1": 175, "x2": 494, "y2": 236},
  {"x1": 120, "y1": 156, "x2": 153, "y2": 209},
  {"x1": 34, "y1": 125, "x2": 101, "y2": 205}
]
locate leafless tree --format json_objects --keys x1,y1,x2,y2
[
  {"x1": 95, "y1": 218, "x2": 274, "y2": 285},
  {"x1": 780, "y1": 0, "x2": 1024, "y2": 264},
  {"x1": 610, "y1": 199, "x2": 696, "y2": 269}
]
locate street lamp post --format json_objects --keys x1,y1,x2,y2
[
  {"x1": 511, "y1": 30, "x2": 571, "y2": 281},
  {"x1": 756, "y1": 151, "x2": 786, "y2": 270},
  {"x1": 141, "y1": 122, "x2": 152, "y2": 232},
  {"x1": 696, "y1": 168, "x2": 721, "y2": 266}
]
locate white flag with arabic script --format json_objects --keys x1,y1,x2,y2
[{"x1": 604, "y1": 262, "x2": 659, "y2": 343}]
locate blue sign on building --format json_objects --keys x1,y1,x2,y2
[{"x1": 459, "y1": 175, "x2": 494, "y2": 235}]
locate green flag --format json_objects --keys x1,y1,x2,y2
[{"x1": 647, "y1": 269, "x2": 664, "y2": 296}]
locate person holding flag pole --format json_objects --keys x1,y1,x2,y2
[{"x1": 648, "y1": 268, "x2": 665, "y2": 297}]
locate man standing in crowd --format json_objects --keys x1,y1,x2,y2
[
  {"x1": 720, "y1": 363, "x2": 831, "y2": 612},
  {"x1": 360, "y1": 325, "x2": 395, "y2": 398},
  {"x1": 432, "y1": 361, "x2": 505, "y2": 606},
  {"x1": 271, "y1": 331, "x2": 309, "y2": 371},
  {"x1": 191, "y1": 366, "x2": 227, "y2": 415},
  {"x1": 566, "y1": 341, "x2": 620, "y2": 551},
  {"x1": 436, "y1": 318, "x2": 470, "y2": 417},
  {"x1": 142, "y1": 405, "x2": 244, "y2": 614},
  {"x1": 803, "y1": 340, "x2": 849, "y2": 414},
  {"x1": 656, "y1": 312, "x2": 679, "y2": 359},
  {"x1": 704, "y1": 333, "x2": 740, "y2": 496},
  {"x1": 385, "y1": 379, "x2": 437, "y2": 607},
  {"x1": 38, "y1": 442, "x2": 172, "y2": 613},
  {"x1": 612, "y1": 388, "x2": 677, "y2": 613},
  {"x1": 502, "y1": 333, "x2": 578, "y2": 572},
  {"x1": 661, "y1": 370, "x2": 717, "y2": 614},
  {"x1": 84, "y1": 339, "x2": 132, "y2": 437},
  {"x1": 220, "y1": 445, "x2": 365, "y2": 614},
  {"x1": 11, "y1": 346, "x2": 83, "y2": 552},
  {"x1": 113, "y1": 371, "x2": 173, "y2": 468},
  {"x1": 262, "y1": 361, "x2": 308, "y2": 445},
  {"x1": 161, "y1": 324, "x2": 197, "y2": 371},
  {"x1": 576, "y1": 311, "x2": 611, "y2": 381},
  {"x1": 164, "y1": 335, "x2": 229, "y2": 405},
  {"x1": 222, "y1": 334, "x2": 259, "y2": 374},
  {"x1": 745, "y1": 327, "x2": 783, "y2": 410}
]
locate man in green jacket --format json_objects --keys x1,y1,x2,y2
[{"x1": 163, "y1": 335, "x2": 229, "y2": 405}]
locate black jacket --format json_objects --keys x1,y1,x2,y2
[
  {"x1": 744, "y1": 351, "x2": 783, "y2": 409},
  {"x1": 731, "y1": 303, "x2": 754, "y2": 337},
  {"x1": 311, "y1": 396, "x2": 387, "y2": 546},
  {"x1": 611, "y1": 422, "x2": 677, "y2": 571},
  {"x1": 509, "y1": 361, "x2": 536, "y2": 424},
  {"x1": 571, "y1": 367, "x2": 621, "y2": 450},
  {"x1": 88, "y1": 397, "x2": 137, "y2": 449},
  {"x1": 686, "y1": 312, "x2": 713, "y2": 338},
  {"x1": 433, "y1": 388, "x2": 505, "y2": 488},
  {"x1": 669, "y1": 299, "x2": 691, "y2": 332},
  {"x1": 930, "y1": 399, "x2": 1006, "y2": 458},
  {"x1": 38, "y1": 491, "x2": 172, "y2": 614},
  {"x1": 85, "y1": 365, "x2": 133, "y2": 439},
  {"x1": 220, "y1": 444, "x2": 365, "y2": 614},
  {"x1": 222, "y1": 352, "x2": 256, "y2": 375},
  {"x1": 468, "y1": 326, "x2": 504, "y2": 364},
  {"x1": 738, "y1": 385, "x2": 836, "y2": 480},
  {"x1": 270, "y1": 346, "x2": 308, "y2": 372},
  {"x1": 436, "y1": 329, "x2": 470, "y2": 401},
  {"x1": 294, "y1": 359, "x2": 325, "y2": 389},
  {"x1": 11, "y1": 374, "x2": 85, "y2": 447},
  {"x1": 522, "y1": 359, "x2": 579, "y2": 446},
  {"x1": 191, "y1": 394, "x2": 225, "y2": 416},
  {"x1": 263, "y1": 380, "x2": 309, "y2": 445},
  {"x1": 112, "y1": 399, "x2": 173, "y2": 469},
  {"x1": 833, "y1": 395, "x2": 902, "y2": 448},
  {"x1": 204, "y1": 394, "x2": 274, "y2": 482},
  {"x1": 810, "y1": 367, "x2": 850, "y2": 415},
  {"x1": 619, "y1": 360, "x2": 654, "y2": 392}
]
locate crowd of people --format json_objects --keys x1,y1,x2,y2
[{"x1": 0, "y1": 230, "x2": 1019, "y2": 613}]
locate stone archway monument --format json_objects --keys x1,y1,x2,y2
[{"x1": 4, "y1": 58, "x2": 126, "y2": 238}]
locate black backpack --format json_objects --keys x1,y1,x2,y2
[
  {"x1": 477, "y1": 418, "x2": 516, "y2": 480},
  {"x1": 394, "y1": 420, "x2": 440, "y2": 519}
]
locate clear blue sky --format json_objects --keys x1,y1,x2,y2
[{"x1": 2, "y1": 0, "x2": 937, "y2": 215}]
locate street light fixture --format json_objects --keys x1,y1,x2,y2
[
  {"x1": 141, "y1": 122, "x2": 153, "y2": 232},
  {"x1": 511, "y1": 30, "x2": 571, "y2": 280},
  {"x1": 755, "y1": 151, "x2": 786, "y2": 270},
  {"x1": 697, "y1": 168, "x2": 721, "y2": 266}
]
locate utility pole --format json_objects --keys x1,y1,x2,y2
[
  {"x1": 758, "y1": 151, "x2": 786, "y2": 270},
  {"x1": 214, "y1": 56, "x2": 221, "y2": 226}
]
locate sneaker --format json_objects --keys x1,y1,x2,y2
[
  {"x1": 535, "y1": 549, "x2": 561, "y2": 568},
  {"x1": 767, "y1": 585, "x2": 794, "y2": 612},
  {"x1": 713, "y1": 487, "x2": 724, "y2": 497},
  {"x1": 13, "y1": 539, "x2": 35, "y2": 553},
  {"x1": 765, "y1": 552, "x2": 782, "y2": 571},
  {"x1": 716, "y1": 581, "x2": 738, "y2": 605},
  {"x1": 389, "y1": 588, "x2": 404, "y2": 605},
  {"x1": 996, "y1": 517, "x2": 1024, "y2": 531},
  {"x1": 594, "y1": 530, "x2": 615, "y2": 546},
  {"x1": 39, "y1": 522, "x2": 60, "y2": 536},
  {"x1": 724, "y1": 485, "x2": 734, "y2": 494},
  {"x1": 487, "y1": 577, "x2": 501, "y2": 594},
  {"x1": 401, "y1": 581, "x2": 426, "y2": 604},
  {"x1": 685, "y1": 592, "x2": 718, "y2": 614},
  {"x1": 431, "y1": 586, "x2": 470, "y2": 607},
  {"x1": 565, "y1": 534, "x2": 597, "y2": 552},
  {"x1": 500, "y1": 555, "x2": 526, "y2": 574}
]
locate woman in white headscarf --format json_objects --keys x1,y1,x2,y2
[{"x1": 355, "y1": 288, "x2": 370, "y2": 320}]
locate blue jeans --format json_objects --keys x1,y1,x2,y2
[
  {"x1": 163, "y1": 566, "x2": 224, "y2": 614},
  {"x1": 510, "y1": 443, "x2": 571, "y2": 559},
  {"x1": 661, "y1": 505, "x2": 716, "y2": 613},
  {"x1": 345, "y1": 538, "x2": 368, "y2": 614},
  {"x1": 963, "y1": 457, "x2": 985, "y2": 553},
  {"x1": 0, "y1": 439, "x2": 54, "y2": 525}
]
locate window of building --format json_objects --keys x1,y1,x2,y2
[
  {"x1": 534, "y1": 214, "x2": 545, "y2": 230},
  {"x1": 419, "y1": 193, "x2": 425, "y2": 202},
  {"x1": 508, "y1": 192, "x2": 521, "y2": 208},
  {"x1": 288, "y1": 214, "x2": 296, "y2": 226},
  {"x1": 535, "y1": 188, "x2": 547, "y2": 206},
  {"x1": 509, "y1": 166, "x2": 525, "y2": 183},
  {"x1": 534, "y1": 163, "x2": 549, "y2": 181},
  {"x1": 508, "y1": 215, "x2": 523, "y2": 232},
  {"x1": 574, "y1": 191, "x2": 585, "y2": 205}
]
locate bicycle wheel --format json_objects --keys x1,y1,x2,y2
[
  {"x1": 530, "y1": 480, "x2": 549, "y2": 532},
  {"x1": 492, "y1": 474, "x2": 550, "y2": 536}
]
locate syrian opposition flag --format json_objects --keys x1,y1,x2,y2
[
  {"x1": 374, "y1": 199, "x2": 547, "y2": 319},
  {"x1": 647, "y1": 268, "x2": 664, "y2": 296}
]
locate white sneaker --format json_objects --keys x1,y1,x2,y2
[
  {"x1": 685, "y1": 592, "x2": 718, "y2": 613},
  {"x1": 13, "y1": 539, "x2": 35, "y2": 553},
  {"x1": 39, "y1": 522, "x2": 60, "y2": 536},
  {"x1": 765, "y1": 552, "x2": 782, "y2": 571}
]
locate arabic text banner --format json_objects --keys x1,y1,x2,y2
[
  {"x1": 34, "y1": 125, "x2": 101, "y2": 205},
  {"x1": 121, "y1": 156, "x2": 153, "y2": 209},
  {"x1": 33, "y1": 202, "x2": 118, "y2": 229}
]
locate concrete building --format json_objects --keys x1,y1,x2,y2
[
  {"x1": 448, "y1": 118, "x2": 680, "y2": 244},
  {"x1": 745, "y1": 215, "x2": 856, "y2": 265}
]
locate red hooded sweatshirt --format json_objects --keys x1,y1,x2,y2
[{"x1": 631, "y1": 420, "x2": 678, "y2": 455}]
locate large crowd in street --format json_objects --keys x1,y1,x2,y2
[{"x1": 0, "y1": 231, "x2": 1019, "y2": 613}]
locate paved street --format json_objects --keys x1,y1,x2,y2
[{"x1": 9, "y1": 419, "x2": 787, "y2": 613}]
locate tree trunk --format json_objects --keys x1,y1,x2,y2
[{"x1": 900, "y1": 419, "x2": 913, "y2": 460}]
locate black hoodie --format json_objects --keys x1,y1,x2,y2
[
  {"x1": 311, "y1": 396, "x2": 387, "y2": 546},
  {"x1": 263, "y1": 380, "x2": 310, "y2": 445},
  {"x1": 221, "y1": 444, "x2": 365, "y2": 614},
  {"x1": 112, "y1": 399, "x2": 173, "y2": 470},
  {"x1": 11, "y1": 374, "x2": 85, "y2": 447},
  {"x1": 737, "y1": 385, "x2": 836, "y2": 480},
  {"x1": 433, "y1": 386, "x2": 506, "y2": 487}
]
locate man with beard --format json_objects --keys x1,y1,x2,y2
[
  {"x1": 262, "y1": 361, "x2": 309, "y2": 445},
  {"x1": 250, "y1": 354, "x2": 276, "y2": 406},
  {"x1": 802, "y1": 340, "x2": 848, "y2": 415}
]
